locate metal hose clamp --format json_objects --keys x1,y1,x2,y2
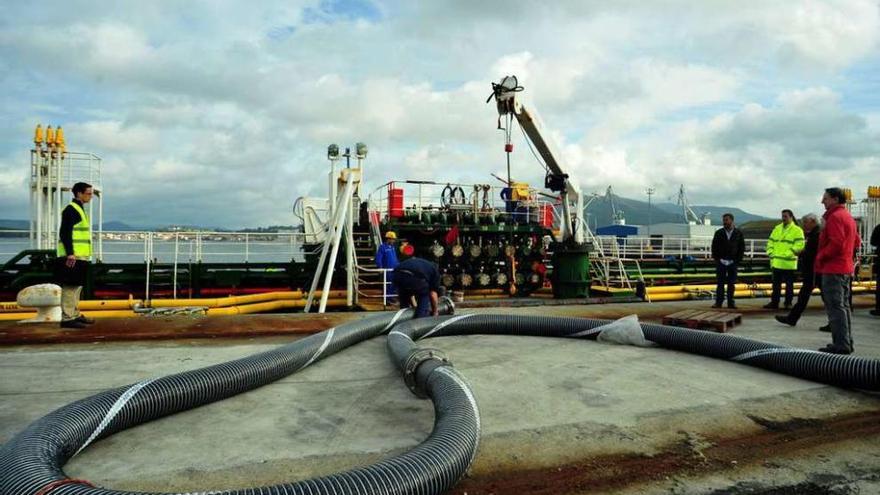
[
  {"x1": 439, "y1": 295, "x2": 455, "y2": 315},
  {"x1": 403, "y1": 348, "x2": 451, "y2": 398}
]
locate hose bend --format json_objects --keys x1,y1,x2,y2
[
  {"x1": 3, "y1": 310, "x2": 877, "y2": 495},
  {"x1": 387, "y1": 314, "x2": 880, "y2": 394},
  {"x1": 0, "y1": 305, "x2": 481, "y2": 495}
]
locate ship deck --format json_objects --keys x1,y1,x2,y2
[{"x1": 1, "y1": 296, "x2": 879, "y2": 494}]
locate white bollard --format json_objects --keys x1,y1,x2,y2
[{"x1": 16, "y1": 284, "x2": 62, "y2": 323}]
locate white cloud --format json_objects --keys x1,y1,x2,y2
[
  {"x1": 72, "y1": 121, "x2": 161, "y2": 153},
  {"x1": 584, "y1": 86, "x2": 880, "y2": 217},
  {"x1": 0, "y1": 0, "x2": 878, "y2": 227},
  {"x1": 769, "y1": 0, "x2": 880, "y2": 69}
]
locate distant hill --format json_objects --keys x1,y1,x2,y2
[
  {"x1": 585, "y1": 196, "x2": 769, "y2": 228},
  {"x1": 0, "y1": 219, "x2": 147, "y2": 231},
  {"x1": 0, "y1": 219, "x2": 28, "y2": 230},
  {"x1": 738, "y1": 219, "x2": 778, "y2": 240},
  {"x1": 0, "y1": 219, "x2": 297, "y2": 233},
  {"x1": 104, "y1": 221, "x2": 142, "y2": 231},
  {"x1": 654, "y1": 203, "x2": 768, "y2": 224},
  {"x1": 585, "y1": 196, "x2": 680, "y2": 227}
]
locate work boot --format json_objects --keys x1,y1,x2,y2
[
  {"x1": 818, "y1": 344, "x2": 852, "y2": 355},
  {"x1": 819, "y1": 324, "x2": 831, "y2": 333},
  {"x1": 870, "y1": 310, "x2": 880, "y2": 317},
  {"x1": 762, "y1": 303, "x2": 779, "y2": 310},
  {"x1": 60, "y1": 320, "x2": 87, "y2": 329},
  {"x1": 75, "y1": 315, "x2": 96, "y2": 325},
  {"x1": 711, "y1": 302, "x2": 723, "y2": 309},
  {"x1": 774, "y1": 315, "x2": 795, "y2": 327}
]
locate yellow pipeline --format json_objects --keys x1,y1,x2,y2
[
  {"x1": 0, "y1": 309, "x2": 140, "y2": 321},
  {"x1": 650, "y1": 290, "x2": 767, "y2": 302},
  {"x1": 649, "y1": 284, "x2": 875, "y2": 302},
  {"x1": 146, "y1": 290, "x2": 346, "y2": 308},
  {"x1": 206, "y1": 298, "x2": 347, "y2": 316},
  {"x1": 0, "y1": 298, "x2": 350, "y2": 321},
  {"x1": 647, "y1": 281, "x2": 876, "y2": 295},
  {"x1": 0, "y1": 291, "x2": 348, "y2": 313},
  {"x1": 148, "y1": 291, "x2": 301, "y2": 308},
  {"x1": 0, "y1": 299, "x2": 143, "y2": 313},
  {"x1": 463, "y1": 289, "x2": 506, "y2": 296}
]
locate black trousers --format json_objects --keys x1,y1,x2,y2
[
  {"x1": 393, "y1": 273, "x2": 432, "y2": 318},
  {"x1": 770, "y1": 268, "x2": 796, "y2": 307},
  {"x1": 715, "y1": 262, "x2": 738, "y2": 306},
  {"x1": 54, "y1": 257, "x2": 88, "y2": 286},
  {"x1": 787, "y1": 272, "x2": 818, "y2": 323}
]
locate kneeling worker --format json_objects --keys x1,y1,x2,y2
[{"x1": 393, "y1": 256, "x2": 441, "y2": 318}]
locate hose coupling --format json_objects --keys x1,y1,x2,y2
[
  {"x1": 439, "y1": 295, "x2": 456, "y2": 315},
  {"x1": 403, "y1": 348, "x2": 451, "y2": 398}
]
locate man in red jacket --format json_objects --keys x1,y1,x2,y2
[
  {"x1": 871, "y1": 223, "x2": 880, "y2": 317},
  {"x1": 814, "y1": 187, "x2": 861, "y2": 354}
]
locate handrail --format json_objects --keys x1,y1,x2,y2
[
  {"x1": 366, "y1": 180, "x2": 558, "y2": 228},
  {"x1": 1, "y1": 229, "x2": 320, "y2": 264},
  {"x1": 591, "y1": 235, "x2": 769, "y2": 260},
  {"x1": 3, "y1": 229, "x2": 773, "y2": 264},
  {"x1": 354, "y1": 265, "x2": 395, "y2": 307}
]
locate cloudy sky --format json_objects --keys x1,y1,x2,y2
[{"x1": 1, "y1": 0, "x2": 879, "y2": 229}]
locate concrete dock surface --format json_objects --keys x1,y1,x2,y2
[{"x1": 1, "y1": 296, "x2": 879, "y2": 494}]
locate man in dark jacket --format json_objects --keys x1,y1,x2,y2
[
  {"x1": 711, "y1": 213, "x2": 745, "y2": 309},
  {"x1": 56, "y1": 182, "x2": 96, "y2": 329},
  {"x1": 871, "y1": 223, "x2": 880, "y2": 317},
  {"x1": 775, "y1": 213, "x2": 821, "y2": 326},
  {"x1": 393, "y1": 256, "x2": 442, "y2": 318}
]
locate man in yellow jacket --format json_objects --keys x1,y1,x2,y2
[
  {"x1": 764, "y1": 209, "x2": 805, "y2": 310},
  {"x1": 56, "y1": 182, "x2": 95, "y2": 329}
]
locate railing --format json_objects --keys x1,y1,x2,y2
[
  {"x1": 1, "y1": 230, "x2": 773, "y2": 266},
  {"x1": 29, "y1": 151, "x2": 104, "y2": 197},
  {"x1": 0, "y1": 230, "x2": 35, "y2": 261},
  {"x1": 1, "y1": 230, "x2": 315, "y2": 264},
  {"x1": 2, "y1": 229, "x2": 322, "y2": 299},
  {"x1": 355, "y1": 265, "x2": 395, "y2": 307},
  {"x1": 95, "y1": 231, "x2": 315, "y2": 264},
  {"x1": 592, "y1": 235, "x2": 769, "y2": 260},
  {"x1": 366, "y1": 180, "x2": 558, "y2": 227},
  {"x1": 854, "y1": 198, "x2": 879, "y2": 257}
]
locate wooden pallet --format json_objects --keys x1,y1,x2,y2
[{"x1": 662, "y1": 309, "x2": 743, "y2": 333}]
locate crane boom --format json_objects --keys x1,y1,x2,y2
[{"x1": 491, "y1": 76, "x2": 584, "y2": 244}]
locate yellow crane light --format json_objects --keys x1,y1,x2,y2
[
  {"x1": 33, "y1": 124, "x2": 44, "y2": 146},
  {"x1": 55, "y1": 126, "x2": 66, "y2": 152}
]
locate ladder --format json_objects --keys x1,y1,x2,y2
[
  {"x1": 589, "y1": 237, "x2": 645, "y2": 293},
  {"x1": 353, "y1": 231, "x2": 396, "y2": 310}
]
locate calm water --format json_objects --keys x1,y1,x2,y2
[{"x1": 0, "y1": 238, "x2": 308, "y2": 264}]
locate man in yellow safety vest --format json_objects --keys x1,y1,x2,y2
[
  {"x1": 56, "y1": 182, "x2": 95, "y2": 328},
  {"x1": 764, "y1": 209, "x2": 805, "y2": 310}
]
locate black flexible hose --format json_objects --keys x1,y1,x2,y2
[
  {"x1": 4, "y1": 311, "x2": 878, "y2": 495},
  {"x1": 387, "y1": 314, "x2": 879, "y2": 398},
  {"x1": 0, "y1": 302, "x2": 481, "y2": 495}
]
